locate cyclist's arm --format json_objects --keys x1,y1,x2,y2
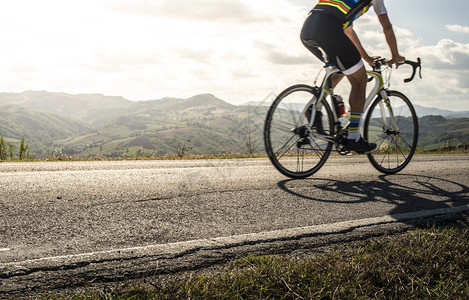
[
  {"x1": 344, "y1": 25, "x2": 376, "y2": 66},
  {"x1": 378, "y1": 14, "x2": 405, "y2": 67}
]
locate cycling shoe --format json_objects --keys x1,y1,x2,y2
[{"x1": 345, "y1": 137, "x2": 377, "y2": 154}]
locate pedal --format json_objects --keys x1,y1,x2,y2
[
  {"x1": 334, "y1": 130, "x2": 350, "y2": 155},
  {"x1": 336, "y1": 145, "x2": 350, "y2": 155}
]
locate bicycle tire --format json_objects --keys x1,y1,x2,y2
[
  {"x1": 364, "y1": 90, "x2": 418, "y2": 174},
  {"x1": 264, "y1": 84, "x2": 334, "y2": 179}
]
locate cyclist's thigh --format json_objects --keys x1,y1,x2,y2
[
  {"x1": 301, "y1": 13, "x2": 362, "y2": 74},
  {"x1": 300, "y1": 13, "x2": 330, "y2": 62},
  {"x1": 328, "y1": 32, "x2": 363, "y2": 75}
]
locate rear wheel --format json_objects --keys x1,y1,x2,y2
[
  {"x1": 264, "y1": 84, "x2": 334, "y2": 178},
  {"x1": 364, "y1": 91, "x2": 418, "y2": 174}
]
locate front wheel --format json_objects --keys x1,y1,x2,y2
[
  {"x1": 264, "y1": 84, "x2": 335, "y2": 179},
  {"x1": 364, "y1": 90, "x2": 418, "y2": 174}
]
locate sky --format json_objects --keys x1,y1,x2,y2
[{"x1": 0, "y1": 0, "x2": 468, "y2": 110}]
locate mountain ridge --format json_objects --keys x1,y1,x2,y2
[
  {"x1": 2, "y1": 90, "x2": 467, "y2": 119},
  {"x1": 0, "y1": 91, "x2": 468, "y2": 158},
  {"x1": 242, "y1": 100, "x2": 469, "y2": 119}
]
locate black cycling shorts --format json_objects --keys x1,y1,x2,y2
[{"x1": 300, "y1": 12, "x2": 364, "y2": 75}]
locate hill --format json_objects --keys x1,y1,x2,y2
[
  {"x1": 412, "y1": 105, "x2": 469, "y2": 119},
  {"x1": 0, "y1": 91, "x2": 468, "y2": 158},
  {"x1": 0, "y1": 105, "x2": 90, "y2": 157},
  {"x1": 0, "y1": 91, "x2": 133, "y2": 126},
  {"x1": 245, "y1": 102, "x2": 469, "y2": 119},
  {"x1": 58, "y1": 95, "x2": 265, "y2": 157},
  {"x1": 418, "y1": 115, "x2": 469, "y2": 150},
  {"x1": 0, "y1": 91, "x2": 266, "y2": 158}
]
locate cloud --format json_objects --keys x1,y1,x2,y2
[
  {"x1": 387, "y1": 38, "x2": 469, "y2": 110},
  {"x1": 455, "y1": 71, "x2": 469, "y2": 90},
  {"x1": 321, "y1": 16, "x2": 469, "y2": 110},
  {"x1": 86, "y1": 49, "x2": 163, "y2": 72},
  {"x1": 416, "y1": 39, "x2": 469, "y2": 70},
  {"x1": 105, "y1": 0, "x2": 291, "y2": 23},
  {"x1": 231, "y1": 66, "x2": 258, "y2": 78},
  {"x1": 354, "y1": 16, "x2": 419, "y2": 56},
  {"x1": 357, "y1": 21, "x2": 469, "y2": 72},
  {"x1": 266, "y1": 51, "x2": 312, "y2": 65},
  {"x1": 446, "y1": 24, "x2": 469, "y2": 34},
  {"x1": 4, "y1": 0, "x2": 465, "y2": 110},
  {"x1": 247, "y1": 36, "x2": 310, "y2": 66},
  {"x1": 172, "y1": 47, "x2": 215, "y2": 64}
]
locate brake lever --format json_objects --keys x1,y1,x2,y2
[
  {"x1": 404, "y1": 57, "x2": 422, "y2": 83},
  {"x1": 418, "y1": 57, "x2": 422, "y2": 79}
]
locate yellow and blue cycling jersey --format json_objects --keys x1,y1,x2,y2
[{"x1": 312, "y1": 0, "x2": 382, "y2": 28}]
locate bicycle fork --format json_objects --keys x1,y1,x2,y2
[{"x1": 375, "y1": 90, "x2": 400, "y2": 135}]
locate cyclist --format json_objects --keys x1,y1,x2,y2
[{"x1": 300, "y1": 0, "x2": 405, "y2": 153}]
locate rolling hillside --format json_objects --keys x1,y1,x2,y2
[
  {"x1": 0, "y1": 104, "x2": 90, "y2": 157},
  {"x1": 418, "y1": 115, "x2": 469, "y2": 150},
  {"x1": 57, "y1": 96, "x2": 266, "y2": 158},
  {"x1": 0, "y1": 91, "x2": 467, "y2": 158}
]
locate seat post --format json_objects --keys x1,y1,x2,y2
[{"x1": 326, "y1": 73, "x2": 334, "y2": 93}]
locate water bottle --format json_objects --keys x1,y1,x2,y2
[
  {"x1": 334, "y1": 95, "x2": 349, "y2": 128},
  {"x1": 334, "y1": 95, "x2": 346, "y2": 116}
]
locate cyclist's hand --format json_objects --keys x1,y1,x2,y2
[
  {"x1": 364, "y1": 55, "x2": 381, "y2": 67},
  {"x1": 386, "y1": 55, "x2": 405, "y2": 68}
]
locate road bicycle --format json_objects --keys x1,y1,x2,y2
[{"x1": 264, "y1": 57, "x2": 422, "y2": 179}]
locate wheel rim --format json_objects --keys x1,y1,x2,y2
[
  {"x1": 265, "y1": 86, "x2": 334, "y2": 178},
  {"x1": 365, "y1": 92, "x2": 418, "y2": 173}
]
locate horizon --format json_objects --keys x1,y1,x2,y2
[
  {"x1": 1, "y1": 89, "x2": 467, "y2": 114},
  {"x1": 0, "y1": 0, "x2": 467, "y2": 110}
]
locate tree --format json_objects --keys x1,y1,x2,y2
[
  {"x1": 8, "y1": 142, "x2": 15, "y2": 160},
  {"x1": 136, "y1": 147, "x2": 144, "y2": 157},
  {"x1": 0, "y1": 135, "x2": 7, "y2": 161},
  {"x1": 19, "y1": 137, "x2": 29, "y2": 160},
  {"x1": 242, "y1": 109, "x2": 258, "y2": 155},
  {"x1": 176, "y1": 140, "x2": 193, "y2": 157},
  {"x1": 18, "y1": 137, "x2": 29, "y2": 160}
]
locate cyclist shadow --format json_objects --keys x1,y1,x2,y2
[{"x1": 277, "y1": 174, "x2": 469, "y2": 223}]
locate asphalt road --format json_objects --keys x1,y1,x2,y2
[{"x1": 1, "y1": 154, "x2": 469, "y2": 296}]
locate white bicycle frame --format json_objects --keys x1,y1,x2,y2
[{"x1": 303, "y1": 65, "x2": 399, "y2": 139}]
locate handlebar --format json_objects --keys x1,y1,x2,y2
[
  {"x1": 403, "y1": 58, "x2": 422, "y2": 83},
  {"x1": 372, "y1": 57, "x2": 422, "y2": 83}
]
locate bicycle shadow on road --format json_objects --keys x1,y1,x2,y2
[{"x1": 277, "y1": 174, "x2": 469, "y2": 221}]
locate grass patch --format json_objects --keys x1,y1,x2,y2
[
  {"x1": 4, "y1": 149, "x2": 468, "y2": 163},
  {"x1": 46, "y1": 219, "x2": 469, "y2": 299}
]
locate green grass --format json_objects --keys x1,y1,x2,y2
[
  {"x1": 45, "y1": 219, "x2": 469, "y2": 299},
  {"x1": 2, "y1": 148, "x2": 467, "y2": 163}
]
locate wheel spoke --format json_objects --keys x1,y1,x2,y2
[
  {"x1": 391, "y1": 136, "x2": 409, "y2": 161},
  {"x1": 274, "y1": 134, "x2": 298, "y2": 159},
  {"x1": 309, "y1": 138, "x2": 328, "y2": 159},
  {"x1": 398, "y1": 133, "x2": 414, "y2": 150}
]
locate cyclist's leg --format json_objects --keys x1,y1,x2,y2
[
  {"x1": 342, "y1": 65, "x2": 377, "y2": 152},
  {"x1": 345, "y1": 66, "x2": 367, "y2": 114},
  {"x1": 302, "y1": 12, "x2": 366, "y2": 113},
  {"x1": 343, "y1": 67, "x2": 377, "y2": 152},
  {"x1": 301, "y1": 13, "x2": 375, "y2": 153},
  {"x1": 344, "y1": 66, "x2": 367, "y2": 142},
  {"x1": 329, "y1": 29, "x2": 376, "y2": 152},
  {"x1": 301, "y1": 12, "x2": 351, "y2": 65},
  {"x1": 332, "y1": 73, "x2": 345, "y2": 88}
]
